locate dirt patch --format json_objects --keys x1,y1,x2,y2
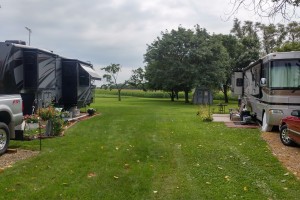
[
  {"x1": 0, "y1": 149, "x2": 39, "y2": 170},
  {"x1": 224, "y1": 121, "x2": 259, "y2": 128},
  {"x1": 261, "y1": 131, "x2": 300, "y2": 179}
]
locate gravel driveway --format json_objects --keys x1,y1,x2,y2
[{"x1": 261, "y1": 131, "x2": 300, "y2": 179}]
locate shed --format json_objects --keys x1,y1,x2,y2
[{"x1": 192, "y1": 88, "x2": 213, "y2": 105}]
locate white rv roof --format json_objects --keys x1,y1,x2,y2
[
  {"x1": 10, "y1": 42, "x2": 57, "y2": 55},
  {"x1": 263, "y1": 51, "x2": 300, "y2": 61}
]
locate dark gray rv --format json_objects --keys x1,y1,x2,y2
[
  {"x1": 232, "y1": 51, "x2": 300, "y2": 132},
  {"x1": 0, "y1": 40, "x2": 101, "y2": 115}
]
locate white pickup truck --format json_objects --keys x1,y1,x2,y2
[{"x1": 0, "y1": 94, "x2": 23, "y2": 155}]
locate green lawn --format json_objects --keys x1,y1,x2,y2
[{"x1": 1, "y1": 96, "x2": 300, "y2": 199}]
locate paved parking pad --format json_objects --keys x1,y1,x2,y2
[{"x1": 212, "y1": 114, "x2": 259, "y2": 129}]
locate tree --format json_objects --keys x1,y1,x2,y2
[
  {"x1": 144, "y1": 25, "x2": 230, "y2": 103},
  {"x1": 276, "y1": 41, "x2": 300, "y2": 51},
  {"x1": 228, "y1": 0, "x2": 300, "y2": 20},
  {"x1": 285, "y1": 21, "x2": 300, "y2": 42},
  {"x1": 230, "y1": 20, "x2": 260, "y2": 67},
  {"x1": 212, "y1": 19, "x2": 260, "y2": 103},
  {"x1": 273, "y1": 21, "x2": 300, "y2": 51},
  {"x1": 144, "y1": 26, "x2": 195, "y2": 103},
  {"x1": 231, "y1": 19, "x2": 300, "y2": 54},
  {"x1": 257, "y1": 23, "x2": 285, "y2": 54},
  {"x1": 128, "y1": 67, "x2": 147, "y2": 91},
  {"x1": 101, "y1": 64, "x2": 127, "y2": 101},
  {"x1": 214, "y1": 34, "x2": 241, "y2": 103},
  {"x1": 191, "y1": 26, "x2": 228, "y2": 92}
]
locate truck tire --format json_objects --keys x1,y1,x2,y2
[
  {"x1": 280, "y1": 125, "x2": 295, "y2": 146},
  {"x1": 261, "y1": 112, "x2": 272, "y2": 132},
  {"x1": 0, "y1": 122, "x2": 10, "y2": 155}
]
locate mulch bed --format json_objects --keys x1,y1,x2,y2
[{"x1": 22, "y1": 113, "x2": 97, "y2": 140}]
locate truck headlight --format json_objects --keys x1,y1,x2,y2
[{"x1": 269, "y1": 109, "x2": 283, "y2": 114}]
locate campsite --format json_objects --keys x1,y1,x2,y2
[
  {"x1": 1, "y1": 1, "x2": 300, "y2": 199},
  {"x1": 1, "y1": 90, "x2": 300, "y2": 199}
]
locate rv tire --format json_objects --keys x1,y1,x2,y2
[
  {"x1": 280, "y1": 125, "x2": 295, "y2": 146},
  {"x1": 0, "y1": 122, "x2": 10, "y2": 155},
  {"x1": 261, "y1": 112, "x2": 272, "y2": 132}
]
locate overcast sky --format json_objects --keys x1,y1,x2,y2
[{"x1": 0, "y1": 0, "x2": 295, "y2": 84}]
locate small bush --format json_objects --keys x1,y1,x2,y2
[
  {"x1": 197, "y1": 105, "x2": 213, "y2": 122},
  {"x1": 51, "y1": 117, "x2": 65, "y2": 136},
  {"x1": 38, "y1": 106, "x2": 65, "y2": 136},
  {"x1": 38, "y1": 106, "x2": 56, "y2": 121},
  {"x1": 87, "y1": 108, "x2": 96, "y2": 116}
]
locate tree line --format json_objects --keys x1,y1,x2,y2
[{"x1": 101, "y1": 20, "x2": 300, "y2": 102}]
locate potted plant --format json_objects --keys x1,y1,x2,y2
[
  {"x1": 87, "y1": 108, "x2": 96, "y2": 116},
  {"x1": 24, "y1": 114, "x2": 39, "y2": 129},
  {"x1": 24, "y1": 114, "x2": 39, "y2": 123},
  {"x1": 38, "y1": 106, "x2": 56, "y2": 121}
]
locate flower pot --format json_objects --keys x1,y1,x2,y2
[{"x1": 26, "y1": 123, "x2": 39, "y2": 130}]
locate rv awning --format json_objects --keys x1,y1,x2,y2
[{"x1": 80, "y1": 64, "x2": 102, "y2": 80}]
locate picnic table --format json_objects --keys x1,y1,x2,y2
[{"x1": 217, "y1": 103, "x2": 227, "y2": 113}]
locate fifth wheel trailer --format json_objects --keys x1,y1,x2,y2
[
  {"x1": 0, "y1": 40, "x2": 101, "y2": 115},
  {"x1": 232, "y1": 51, "x2": 300, "y2": 132}
]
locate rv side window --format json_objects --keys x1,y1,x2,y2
[
  {"x1": 270, "y1": 60, "x2": 300, "y2": 88},
  {"x1": 262, "y1": 62, "x2": 269, "y2": 85},
  {"x1": 79, "y1": 67, "x2": 90, "y2": 86},
  {"x1": 236, "y1": 78, "x2": 243, "y2": 87}
]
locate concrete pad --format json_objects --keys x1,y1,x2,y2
[
  {"x1": 212, "y1": 114, "x2": 259, "y2": 129},
  {"x1": 212, "y1": 114, "x2": 231, "y2": 122}
]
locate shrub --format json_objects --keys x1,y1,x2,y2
[
  {"x1": 38, "y1": 106, "x2": 65, "y2": 136},
  {"x1": 38, "y1": 106, "x2": 56, "y2": 121},
  {"x1": 87, "y1": 108, "x2": 96, "y2": 116},
  {"x1": 197, "y1": 105, "x2": 213, "y2": 122},
  {"x1": 51, "y1": 117, "x2": 65, "y2": 136}
]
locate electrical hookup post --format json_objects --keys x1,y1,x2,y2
[
  {"x1": 33, "y1": 99, "x2": 42, "y2": 151},
  {"x1": 35, "y1": 101, "x2": 42, "y2": 152}
]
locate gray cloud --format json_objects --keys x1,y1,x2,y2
[{"x1": 0, "y1": 0, "x2": 288, "y2": 82}]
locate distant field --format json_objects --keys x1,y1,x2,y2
[
  {"x1": 3, "y1": 95, "x2": 299, "y2": 199},
  {"x1": 96, "y1": 88, "x2": 238, "y2": 101}
]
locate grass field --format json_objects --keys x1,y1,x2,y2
[{"x1": 1, "y1": 95, "x2": 300, "y2": 199}]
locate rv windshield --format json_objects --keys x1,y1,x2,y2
[{"x1": 270, "y1": 60, "x2": 300, "y2": 88}]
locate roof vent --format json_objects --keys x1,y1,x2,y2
[{"x1": 5, "y1": 40, "x2": 26, "y2": 45}]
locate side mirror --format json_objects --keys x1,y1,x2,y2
[
  {"x1": 291, "y1": 110, "x2": 300, "y2": 117},
  {"x1": 260, "y1": 78, "x2": 267, "y2": 87}
]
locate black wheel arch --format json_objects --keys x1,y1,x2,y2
[{"x1": 0, "y1": 111, "x2": 11, "y2": 126}]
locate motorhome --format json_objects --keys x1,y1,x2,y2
[
  {"x1": 232, "y1": 51, "x2": 300, "y2": 131},
  {"x1": 0, "y1": 40, "x2": 101, "y2": 115}
]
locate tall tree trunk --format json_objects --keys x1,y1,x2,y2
[
  {"x1": 175, "y1": 90, "x2": 179, "y2": 100},
  {"x1": 184, "y1": 89, "x2": 189, "y2": 103},
  {"x1": 170, "y1": 89, "x2": 175, "y2": 102},
  {"x1": 118, "y1": 89, "x2": 121, "y2": 101},
  {"x1": 223, "y1": 84, "x2": 228, "y2": 103}
]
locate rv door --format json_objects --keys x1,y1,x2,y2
[{"x1": 231, "y1": 72, "x2": 243, "y2": 95}]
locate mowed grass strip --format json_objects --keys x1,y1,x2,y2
[{"x1": 1, "y1": 97, "x2": 300, "y2": 199}]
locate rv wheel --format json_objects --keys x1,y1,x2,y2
[
  {"x1": 0, "y1": 122, "x2": 10, "y2": 155},
  {"x1": 261, "y1": 112, "x2": 272, "y2": 132},
  {"x1": 280, "y1": 125, "x2": 295, "y2": 146}
]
